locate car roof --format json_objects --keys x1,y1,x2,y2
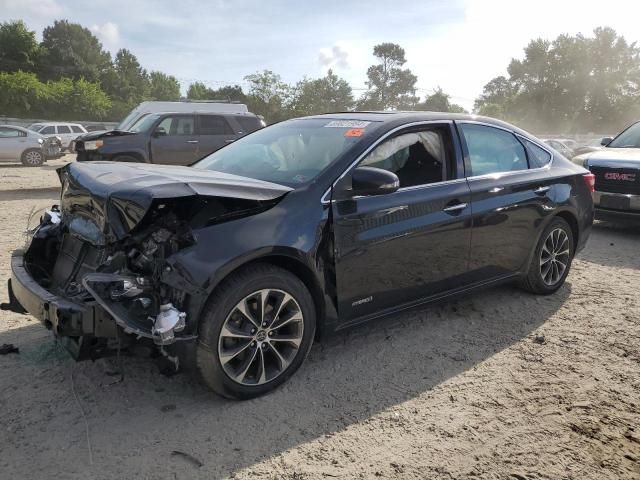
[
  {"x1": 146, "y1": 111, "x2": 259, "y2": 117},
  {"x1": 30, "y1": 122, "x2": 83, "y2": 126},
  {"x1": 300, "y1": 111, "x2": 536, "y2": 138},
  {"x1": 1, "y1": 125, "x2": 29, "y2": 132}
]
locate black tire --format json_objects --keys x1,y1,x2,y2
[
  {"x1": 112, "y1": 155, "x2": 141, "y2": 163},
  {"x1": 196, "y1": 264, "x2": 316, "y2": 399},
  {"x1": 520, "y1": 217, "x2": 574, "y2": 295},
  {"x1": 21, "y1": 149, "x2": 44, "y2": 167}
]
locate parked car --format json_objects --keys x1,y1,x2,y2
[
  {"x1": 572, "y1": 121, "x2": 640, "y2": 222},
  {"x1": 6, "y1": 112, "x2": 594, "y2": 399},
  {"x1": 572, "y1": 137, "x2": 609, "y2": 157},
  {"x1": 74, "y1": 111, "x2": 264, "y2": 165},
  {"x1": 542, "y1": 139, "x2": 574, "y2": 158},
  {"x1": 116, "y1": 100, "x2": 256, "y2": 131},
  {"x1": 27, "y1": 122, "x2": 88, "y2": 152},
  {"x1": 0, "y1": 125, "x2": 62, "y2": 166}
]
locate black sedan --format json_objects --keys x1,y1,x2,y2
[{"x1": 6, "y1": 112, "x2": 594, "y2": 399}]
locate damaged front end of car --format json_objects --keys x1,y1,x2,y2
[{"x1": 6, "y1": 161, "x2": 291, "y2": 364}]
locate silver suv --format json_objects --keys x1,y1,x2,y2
[{"x1": 27, "y1": 122, "x2": 87, "y2": 151}]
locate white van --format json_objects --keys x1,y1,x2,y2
[{"x1": 117, "y1": 101, "x2": 255, "y2": 131}]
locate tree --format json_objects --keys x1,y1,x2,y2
[
  {"x1": 46, "y1": 77, "x2": 111, "y2": 120},
  {"x1": 244, "y1": 70, "x2": 291, "y2": 123},
  {"x1": 0, "y1": 21, "x2": 40, "y2": 72},
  {"x1": 187, "y1": 82, "x2": 245, "y2": 102},
  {"x1": 474, "y1": 27, "x2": 640, "y2": 132},
  {"x1": 360, "y1": 43, "x2": 418, "y2": 110},
  {"x1": 38, "y1": 20, "x2": 112, "y2": 82},
  {"x1": 102, "y1": 48, "x2": 149, "y2": 119},
  {"x1": 419, "y1": 87, "x2": 467, "y2": 113},
  {"x1": 291, "y1": 69, "x2": 354, "y2": 116},
  {"x1": 149, "y1": 71, "x2": 180, "y2": 101},
  {"x1": 0, "y1": 71, "x2": 48, "y2": 116}
]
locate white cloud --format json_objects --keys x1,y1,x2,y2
[
  {"x1": 318, "y1": 44, "x2": 350, "y2": 69},
  {"x1": 91, "y1": 22, "x2": 120, "y2": 51}
]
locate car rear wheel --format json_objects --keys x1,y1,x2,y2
[
  {"x1": 196, "y1": 264, "x2": 316, "y2": 399},
  {"x1": 21, "y1": 149, "x2": 44, "y2": 167},
  {"x1": 521, "y1": 217, "x2": 574, "y2": 295}
]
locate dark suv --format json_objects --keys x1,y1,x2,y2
[{"x1": 74, "y1": 112, "x2": 263, "y2": 165}]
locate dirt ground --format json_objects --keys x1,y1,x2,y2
[{"x1": 0, "y1": 157, "x2": 638, "y2": 480}]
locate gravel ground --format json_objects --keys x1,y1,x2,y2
[{"x1": 0, "y1": 159, "x2": 638, "y2": 479}]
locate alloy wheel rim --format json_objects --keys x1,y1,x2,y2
[
  {"x1": 218, "y1": 289, "x2": 304, "y2": 386},
  {"x1": 25, "y1": 151, "x2": 42, "y2": 165},
  {"x1": 540, "y1": 228, "x2": 570, "y2": 286}
]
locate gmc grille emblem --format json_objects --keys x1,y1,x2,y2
[{"x1": 604, "y1": 172, "x2": 636, "y2": 182}]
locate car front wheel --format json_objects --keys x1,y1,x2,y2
[
  {"x1": 521, "y1": 217, "x2": 574, "y2": 294},
  {"x1": 21, "y1": 149, "x2": 44, "y2": 167},
  {"x1": 196, "y1": 264, "x2": 316, "y2": 399}
]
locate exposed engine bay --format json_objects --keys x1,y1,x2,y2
[{"x1": 10, "y1": 161, "x2": 291, "y2": 362}]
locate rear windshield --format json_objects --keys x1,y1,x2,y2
[{"x1": 194, "y1": 118, "x2": 377, "y2": 186}]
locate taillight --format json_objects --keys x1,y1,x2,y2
[{"x1": 582, "y1": 173, "x2": 595, "y2": 193}]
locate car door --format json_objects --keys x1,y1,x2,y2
[
  {"x1": 331, "y1": 122, "x2": 472, "y2": 321},
  {"x1": 0, "y1": 127, "x2": 29, "y2": 160},
  {"x1": 56, "y1": 125, "x2": 73, "y2": 146},
  {"x1": 149, "y1": 115, "x2": 199, "y2": 165},
  {"x1": 196, "y1": 114, "x2": 237, "y2": 158},
  {"x1": 457, "y1": 122, "x2": 556, "y2": 280}
]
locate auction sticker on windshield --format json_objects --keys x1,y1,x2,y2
[{"x1": 324, "y1": 120, "x2": 371, "y2": 128}]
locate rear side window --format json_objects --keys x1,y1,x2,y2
[
  {"x1": 199, "y1": 115, "x2": 234, "y2": 135},
  {"x1": 57, "y1": 125, "x2": 71, "y2": 134},
  {"x1": 235, "y1": 116, "x2": 262, "y2": 134},
  {"x1": 522, "y1": 139, "x2": 552, "y2": 168},
  {"x1": 41, "y1": 126, "x2": 55, "y2": 134},
  {"x1": 0, "y1": 127, "x2": 25, "y2": 137},
  {"x1": 460, "y1": 123, "x2": 528, "y2": 176},
  {"x1": 71, "y1": 126, "x2": 84, "y2": 133}
]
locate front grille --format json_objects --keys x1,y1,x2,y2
[{"x1": 590, "y1": 166, "x2": 640, "y2": 195}]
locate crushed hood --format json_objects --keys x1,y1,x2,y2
[
  {"x1": 584, "y1": 148, "x2": 640, "y2": 168},
  {"x1": 57, "y1": 162, "x2": 292, "y2": 241}
]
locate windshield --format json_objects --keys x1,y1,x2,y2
[
  {"x1": 128, "y1": 113, "x2": 159, "y2": 133},
  {"x1": 608, "y1": 122, "x2": 640, "y2": 148},
  {"x1": 194, "y1": 118, "x2": 376, "y2": 186}
]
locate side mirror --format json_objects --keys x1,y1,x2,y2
[
  {"x1": 152, "y1": 127, "x2": 167, "y2": 138},
  {"x1": 600, "y1": 136, "x2": 613, "y2": 146},
  {"x1": 350, "y1": 167, "x2": 399, "y2": 197}
]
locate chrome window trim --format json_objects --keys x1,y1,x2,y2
[
  {"x1": 456, "y1": 120, "x2": 554, "y2": 180},
  {"x1": 321, "y1": 120, "x2": 454, "y2": 205}
]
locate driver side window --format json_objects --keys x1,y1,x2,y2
[
  {"x1": 359, "y1": 128, "x2": 447, "y2": 188},
  {"x1": 156, "y1": 116, "x2": 195, "y2": 136}
]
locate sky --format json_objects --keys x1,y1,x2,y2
[{"x1": 2, "y1": 0, "x2": 640, "y2": 111}]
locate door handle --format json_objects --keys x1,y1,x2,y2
[
  {"x1": 225, "y1": 139, "x2": 235, "y2": 143},
  {"x1": 488, "y1": 187, "x2": 504, "y2": 193},
  {"x1": 443, "y1": 202, "x2": 468, "y2": 213},
  {"x1": 186, "y1": 140, "x2": 199, "y2": 144},
  {"x1": 534, "y1": 186, "x2": 551, "y2": 195}
]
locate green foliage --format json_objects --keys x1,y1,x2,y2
[
  {"x1": 475, "y1": 27, "x2": 640, "y2": 132},
  {"x1": 148, "y1": 72, "x2": 181, "y2": 101},
  {"x1": 360, "y1": 43, "x2": 418, "y2": 110},
  {"x1": 187, "y1": 82, "x2": 246, "y2": 102},
  {"x1": 418, "y1": 87, "x2": 468, "y2": 113},
  {"x1": 290, "y1": 69, "x2": 354, "y2": 116},
  {"x1": 38, "y1": 20, "x2": 112, "y2": 82},
  {"x1": 0, "y1": 21, "x2": 40, "y2": 72},
  {"x1": 102, "y1": 48, "x2": 149, "y2": 118},
  {"x1": 0, "y1": 71, "x2": 110, "y2": 119},
  {"x1": 0, "y1": 71, "x2": 48, "y2": 116},
  {"x1": 244, "y1": 70, "x2": 291, "y2": 123}
]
